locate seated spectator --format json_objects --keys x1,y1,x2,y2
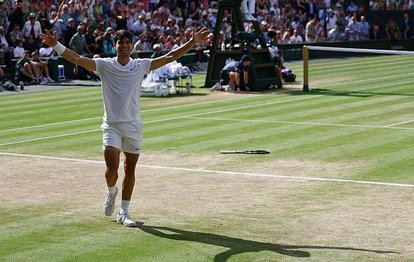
[
  {"x1": 151, "y1": 43, "x2": 162, "y2": 59},
  {"x1": 64, "y1": 18, "x2": 77, "y2": 47},
  {"x1": 0, "y1": 26, "x2": 11, "y2": 65},
  {"x1": 23, "y1": 35, "x2": 38, "y2": 54},
  {"x1": 69, "y1": 25, "x2": 92, "y2": 56},
  {"x1": 13, "y1": 39, "x2": 25, "y2": 59},
  {"x1": 21, "y1": 13, "x2": 42, "y2": 49},
  {"x1": 290, "y1": 29, "x2": 304, "y2": 43},
  {"x1": 85, "y1": 26, "x2": 99, "y2": 55},
  {"x1": 39, "y1": 42, "x2": 56, "y2": 57},
  {"x1": 30, "y1": 51, "x2": 54, "y2": 83},
  {"x1": 9, "y1": 24, "x2": 24, "y2": 47},
  {"x1": 211, "y1": 55, "x2": 254, "y2": 92},
  {"x1": 385, "y1": 17, "x2": 401, "y2": 40},
  {"x1": 131, "y1": 15, "x2": 148, "y2": 36},
  {"x1": 327, "y1": 24, "x2": 340, "y2": 41},
  {"x1": 14, "y1": 50, "x2": 42, "y2": 85},
  {"x1": 346, "y1": 1, "x2": 358, "y2": 14},
  {"x1": 326, "y1": 10, "x2": 337, "y2": 32},
  {"x1": 100, "y1": 27, "x2": 116, "y2": 56},
  {"x1": 338, "y1": 27, "x2": 355, "y2": 41}
]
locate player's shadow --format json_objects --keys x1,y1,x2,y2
[{"x1": 137, "y1": 225, "x2": 399, "y2": 261}]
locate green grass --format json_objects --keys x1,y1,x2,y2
[{"x1": 0, "y1": 55, "x2": 413, "y2": 261}]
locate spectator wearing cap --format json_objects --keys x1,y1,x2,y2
[
  {"x1": 100, "y1": 27, "x2": 116, "y2": 56},
  {"x1": 338, "y1": 27, "x2": 354, "y2": 41},
  {"x1": 22, "y1": 13, "x2": 42, "y2": 47},
  {"x1": 212, "y1": 54, "x2": 254, "y2": 92},
  {"x1": 64, "y1": 18, "x2": 77, "y2": 46},
  {"x1": 199, "y1": 10, "x2": 210, "y2": 28},
  {"x1": 164, "y1": 18, "x2": 178, "y2": 38}
]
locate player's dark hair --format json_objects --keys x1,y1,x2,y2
[{"x1": 113, "y1": 29, "x2": 132, "y2": 43}]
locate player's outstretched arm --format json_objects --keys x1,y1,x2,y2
[
  {"x1": 40, "y1": 29, "x2": 96, "y2": 72},
  {"x1": 150, "y1": 27, "x2": 209, "y2": 71}
]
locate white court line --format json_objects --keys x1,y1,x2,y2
[
  {"x1": 144, "y1": 95, "x2": 318, "y2": 124},
  {"x1": 0, "y1": 152, "x2": 413, "y2": 188},
  {"x1": 2, "y1": 71, "x2": 412, "y2": 134},
  {"x1": 0, "y1": 117, "x2": 101, "y2": 134},
  {"x1": 0, "y1": 129, "x2": 99, "y2": 147},
  {"x1": 1, "y1": 76, "x2": 412, "y2": 146},
  {"x1": 0, "y1": 95, "x2": 263, "y2": 134},
  {"x1": 184, "y1": 116, "x2": 414, "y2": 131},
  {"x1": 0, "y1": 96, "x2": 317, "y2": 147},
  {"x1": 385, "y1": 119, "x2": 414, "y2": 128}
]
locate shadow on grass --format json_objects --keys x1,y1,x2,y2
[
  {"x1": 138, "y1": 225, "x2": 399, "y2": 261},
  {"x1": 286, "y1": 88, "x2": 414, "y2": 97}
]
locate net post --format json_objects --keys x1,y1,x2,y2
[{"x1": 303, "y1": 45, "x2": 309, "y2": 92}]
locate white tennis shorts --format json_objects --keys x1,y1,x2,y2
[{"x1": 101, "y1": 121, "x2": 143, "y2": 154}]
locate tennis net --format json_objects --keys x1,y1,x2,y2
[{"x1": 302, "y1": 46, "x2": 414, "y2": 96}]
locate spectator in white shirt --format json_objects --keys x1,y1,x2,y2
[
  {"x1": 13, "y1": 39, "x2": 25, "y2": 59},
  {"x1": 290, "y1": 29, "x2": 304, "y2": 43}
]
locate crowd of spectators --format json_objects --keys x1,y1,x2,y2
[{"x1": 0, "y1": 0, "x2": 413, "y2": 79}]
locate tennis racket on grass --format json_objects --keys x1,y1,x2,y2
[{"x1": 220, "y1": 150, "x2": 270, "y2": 154}]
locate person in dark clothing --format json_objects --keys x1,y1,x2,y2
[
  {"x1": 63, "y1": 18, "x2": 77, "y2": 46},
  {"x1": 211, "y1": 55, "x2": 254, "y2": 92},
  {"x1": 8, "y1": 0, "x2": 25, "y2": 35}
]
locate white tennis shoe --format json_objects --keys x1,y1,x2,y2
[
  {"x1": 117, "y1": 210, "x2": 137, "y2": 227},
  {"x1": 103, "y1": 186, "x2": 118, "y2": 216}
]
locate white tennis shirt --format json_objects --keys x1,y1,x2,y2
[{"x1": 94, "y1": 57, "x2": 151, "y2": 123}]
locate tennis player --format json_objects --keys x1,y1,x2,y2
[{"x1": 40, "y1": 27, "x2": 209, "y2": 227}]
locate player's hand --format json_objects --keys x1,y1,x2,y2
[
  {"x1": 192, "y1": 27, "x2": 210, "y2": 45},
  {"x1": 40, "y1": 29, "x2": 58, "y2": 47}
]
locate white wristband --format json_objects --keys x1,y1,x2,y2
[{"x1": 53, "y1": 42, "x2": 66, "y2": 56}]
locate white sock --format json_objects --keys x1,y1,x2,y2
[
  {"x1": 108, "y1": 186, "x2": 116, "y2": 196},
  {"x1": 121, "y1": 200, "x2": 130, "y2": 213}
]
